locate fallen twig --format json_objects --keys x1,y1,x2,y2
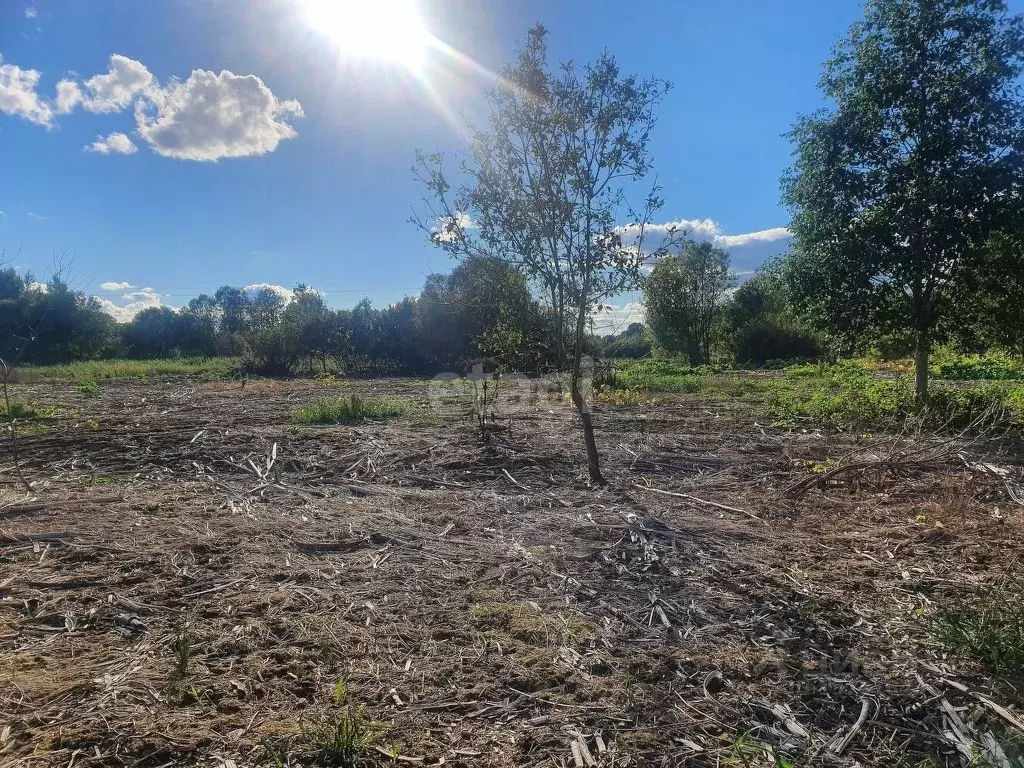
[{"x1": 632, "y1": 483, "x2": 765, "y2": 524}]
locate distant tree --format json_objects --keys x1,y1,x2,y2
[
  {"x1": 722, "y1": 261, "x2": 825, "y2": 366},
  {"x1": 283, "y1": 285, "x2": 333, "y2": 372},
  {"x1": 415, "y1": 23, "x2": 671, "y2": 483},
  {"x1": 783, "y1": 0, "x2": 1024, "y2": 404},
  {"x1": 644, "y1": 241, "x2": 734, "y2": 365},
  {"x1": 419, "y1": 255, "x2": 551, "y2": 370},
  {"x1": 124, "y1": 307, "x2": 178, "y2": 358},
  {"x1": 247, "y1": 287, "x2": 286, "y2": 331},
  {"x1": 214, "y1": 286, "x2": 248, "y2": 335}
]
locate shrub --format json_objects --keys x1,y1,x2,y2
[
  {"x1": 733, "y1": 318, "x2": 824, "y2": 367},
  {"x1": 292, "y1": 394, "x2": 408, "y2": 425},
  {"x1": 77, "y1": 379, "x2": 99, "y2": 396}
]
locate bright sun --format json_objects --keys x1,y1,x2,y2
[{"x1": 301, "y1": 0, "x2": 432, "y2": 69}]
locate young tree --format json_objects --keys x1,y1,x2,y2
[
  {"x1": 414, "y1": 24, "x2": 671, "y2": 483},
  {"x1": 782, "y1": 0, "x2": 1024, "y2": 404},
  {"x1": 643, "y1": 241, "x2": 734, "y2": 365}
]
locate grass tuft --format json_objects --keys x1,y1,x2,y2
[
  {"x1": 76, "y1": 379, "x2": 99, "y2": 396},
  {"x1": 1, "y1": 399, "x2": 56, "y2": 421},
  {"x1": 931, "y1": 572, "x2": 1024, "y2": 673},
  {"x1": 292, "y1": 394, "x2": 408, "y2": 425},
  {"x1": 169, "y1": 624, "x2": 192, "y2": 677}
]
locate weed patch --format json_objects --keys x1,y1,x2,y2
[
  {"x1": 76, "y1": 380, "x2": 99, "y2": 396},
  {"x1": 614, "y1": 360, "x2": 712, "y2": 393},
  {"x1": 931, "y1": 572, "x2": 1024, "y2": 673},
  {"x1": 1, "y1": 399, "x2": 56, "y2": 421},
  {"x1": 292, "y1": 394, "x2": 408, "y2": 425}
]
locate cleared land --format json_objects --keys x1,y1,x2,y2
[{"x1": 1, "y1": 372, "x2": 1022, "y2": 767}]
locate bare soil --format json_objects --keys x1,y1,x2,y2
[{"x1": 1, "y1": 376, "x2": 1022, "y2": 767}]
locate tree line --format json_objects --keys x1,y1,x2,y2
[{"x1": 0, "y1": 257, "x2": 569, "y2": 374}]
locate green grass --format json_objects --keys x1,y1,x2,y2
[
  {"x1": 611, "y1": 358, "x2": 1024, "y2": 429},
  {"x1": 931, "y1": 572, "x2": 1024, "y2": 674},
  {"x1": 292, "y1": 393, "x2": 409, "y2": 425},
  {"x1": 13, "y1": 357, "x2": 237, "y2": 382},
  {"x1": 612, "y1": 359, "x2": 714, "y2": 393},
  {"x1": 76, "y1": 379, "x2": 99, "y2": 396},
  {"x1": 1, "y1": 399, "x2": 57, "y2": 421},
  {"x1": 931, "y1": 351, "x2": 1024, "y2": 381}
]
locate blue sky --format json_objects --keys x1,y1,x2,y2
[{"x1": 3, "y1": 0, "x2": 1008, "y2": 324}]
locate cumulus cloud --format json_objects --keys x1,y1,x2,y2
[
  {"x1": 94, "y1": 286, "x2": 165, "y2": 322},
  {"x1": 0, "y1": 55, "x2": 53, "y2": 127},
  {"x1": 55, "y1": 54, "x2": 154, "y2": 114},
  {"x1": 25, "y1": 6, "x2": 37, "y2": 19},
  {"x1": 27, "y1": 211, "x2": 46, "y2": 220},
  {"x1": 715, "y1": 226, "x2": 791, "y2": 248},
  {"x1": 99, "y1": 280, "x2": 133, "y2": 291},
  {"x1": 624, "y1": 217, "x2": 793, "y2": 274},
  {"x1": 1, "y1": 52, "x2": 304, "y2": 161},
  {"x1": 85, "y1": 131, "x2": 137, "y2": 155},
  {"x1": 136, "y1": 69, "x2": 304, "y2": 161}
]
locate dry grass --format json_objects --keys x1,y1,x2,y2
[{"x1": 1, "y1": 375, "x2": 1023, "y2": 766}]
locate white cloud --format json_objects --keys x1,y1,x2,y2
[
  {"x1": 85, "y1": 131, "x2": 137, "y2": 155},
  {"x1": 640, "y1": 218, "x2": 791, "y2": 248},
  {"x1": 27, "y1": 211, "x2": 45, "y2": 220},
  {"x1": 714, "y1": 227, "x2": 791, "y2": 248},
  {"x1": 55, "y1": 54, "x2": 154, "y2": 114},
  {"x1": 24, "y1": 6, "x2": 37, "y2": 19},
  {"x1": 244, "y1": 283, "x2": 294, "y2": 302},
  {"x1": 0, "y1": 55, "x2": 53, "y2": 127},
  {"x1": 136, "y1": 69, "x2": 304, "y2": 161},
  {"x1": 1, "y1": 53, "x2": 303, "y2": 162},
  {"x1": 623, "y1": 217, "x2": 793, "y2": 273},
  {"x1": 99, "y1": 280, "x2": 133, "y2": 291},
  {"x1": 95, "y1": 286, "x2": 165, "y2": 322},
  {"x1": 594, "y1": 301, "x2": 644, "y2": 334}
]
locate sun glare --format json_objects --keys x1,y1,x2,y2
[{"x1": 301, "y1": 0, "x2": 432, "y2": 69}]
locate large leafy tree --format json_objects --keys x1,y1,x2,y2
[
  {"x1": 414, "y1": 24, "x2": 670, "y2": 483},
  {"x1": 643, "y1": 241, "x2": 734, "y2": 365},
  {"x1": 783, "y1": 0, "x2": 1024, "y2": 403}
]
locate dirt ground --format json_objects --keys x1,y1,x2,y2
[{"x1": 1, "y1": 375, "x2": 1022, "y2": 767}]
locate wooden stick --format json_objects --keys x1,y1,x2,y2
[
  {"x1": 632, "y1": 484, "x2": 765, "y2": 524},
  {"x1": 830, "y1": 698, "x2": 871, "y2": 755}
]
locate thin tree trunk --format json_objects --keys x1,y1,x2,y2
[
  {"x1": 573, "y1": 217, "x2": 604, "y2": 484},
  {"x1": 914, "y1": 330, "x2": 930, "y2": 408},
  {"x1": 570, "y1": 374, "x2": 603, "y2": 484}
]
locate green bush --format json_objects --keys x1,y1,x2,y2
[
  {"x1": 733, "y1": 318, "x2": 824, "y2": 367},
  {"x1": 77, "y1": 379, "x2": 99, "y2": 396},
  {"x1": 292, "y1": 394, "x2": 408, "y2": 425}
]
